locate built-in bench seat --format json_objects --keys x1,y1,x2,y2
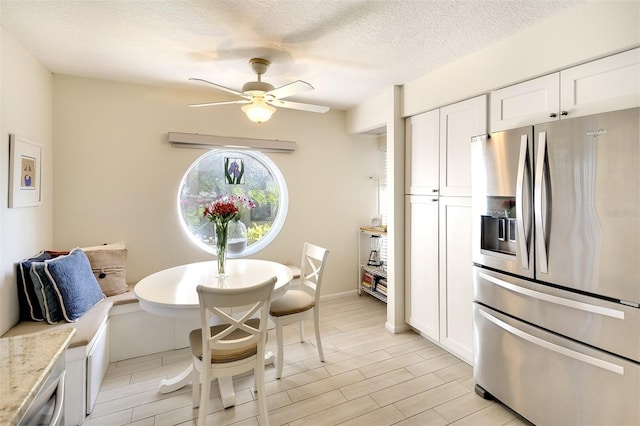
[
  {"x1": 3, "y1": 285, "x2": 141, "y2": 426},
  {"x1": 3, "y1": 285, "x2": 138, "y2": 348}
]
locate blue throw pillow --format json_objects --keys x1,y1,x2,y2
[
  {"x1": 18, "y1": 252, "x2": 52, "y2": 321},
  {"x1": 30, "y1": 262, "x2": 64, "y2": 324},
  {"x1": 45, "y1": 248, "x2": 105, "y2": 322}
]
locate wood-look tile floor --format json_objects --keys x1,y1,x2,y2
[{"x1": 86, "y1": 295, "x2": 530, "y2": 426}]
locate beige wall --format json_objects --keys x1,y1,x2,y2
[
  {"x1": 0, "y1": 28, "x2": 53, "y2": 335},
  {"x1": 51, "y1": 75, "x2": 380, "y2": 297}
]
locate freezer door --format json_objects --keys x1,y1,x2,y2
[
  {"x1": 474, "y1": 266, "x2": 640, "y2": 362},
  {"x1": 471, "y1": 127, "x2": 534, "y2": 278},
  {"x1": 474, "y1": 303, "x2": 640, "y2": 426},
  {"x1": 534, "y1": 108, "x2": 640, "y2": 303}
]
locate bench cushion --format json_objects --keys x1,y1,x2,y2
[
  {"x1": 108, "y1": 283, "x2": 138, "y2": 306},
  {"x1": 2, "y1": 299, "x2": 113, "y2": 349}
]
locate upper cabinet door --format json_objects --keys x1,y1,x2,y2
[
  {"x1": 561, "y1": 48, "x2": 640, "y2": 119},
  {"x1": 439, "y1": 95, "x2": 487, "y2": 197},
  {"x1": 490, "y1": 73, "x2": 560, "y2": 132},
  {"x1": 406, "y1": 109, "x2": 439, "y2": 195}
]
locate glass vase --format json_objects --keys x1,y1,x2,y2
[
  {"x1": 227, "y1": 220, "x2": 247, "y2": 255},
  {"x1": 215, "y1": 220, "x2": 229, "y2": 276}
]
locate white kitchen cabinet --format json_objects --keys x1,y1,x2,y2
[
  {"x1": 490, "y1": 73, "x2": 560, "y2": 132},
  {"x1": 405, "y1": 195, "x2": 439, "y2": 341},
  {"x1": 439, "y1": 96, "x2": 487, "y2": 197},
  {"x1": 405, "y1": 96, "x2": 483, "y2": 365},
  {"x1": 406, "y1": 95, "x2": 486, "y2": 197},
  {"x1": 561, "y1": 48, "x2": 640, "y2": 118},
  {"x1": 405, "y1": 195, "x2": 474, "y2": 364},
  {"x1": 438, "y1": 196, "x2": 473, "y2": 364},
  {"x1": 491, "y1": 48, "x2": 640, "y2": 132},
  {"x1": 405, "y1": 108, "x2": 439, "y2": 195}
]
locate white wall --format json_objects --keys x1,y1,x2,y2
[
  {"x1": 0, "y1": 28, "x2": 53, "y2": 335},
  {"x1": 51, "y1": 75, "x2": 379, "y2": 299}
]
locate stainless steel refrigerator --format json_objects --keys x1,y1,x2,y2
[{"x1": 471, "y1": 107, "x2": 639, "y2": 425}]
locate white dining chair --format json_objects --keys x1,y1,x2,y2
[
  {"x1": 269, "y1": 242, "x2": 330, "y2": 379},
  {"x1": 189, "y1": 277, "x2": 276, "y2": 426}
]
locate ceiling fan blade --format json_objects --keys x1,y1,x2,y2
[
  {"x1": 266, "y1": 80, "x2": 314, "y2": 100},
  {"x1": 189, "y1": 78, "x2": 251, "y2": 100},
  {"x1": 189, "y1": 99, "x2": 250, "y2": 108},
  {"x1": 270, "y1": 99, "x2": 330, "y2": 113}
]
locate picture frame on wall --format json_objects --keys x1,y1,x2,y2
[{"x1": 9, "y1": 134, "x2": 42, "y2": 208}]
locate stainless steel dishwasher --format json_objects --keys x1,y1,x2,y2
[{"x1": 18, "y1": 355, "x2": 66, "y2": 426}]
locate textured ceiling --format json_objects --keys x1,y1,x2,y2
[{"x1": 1, "y1": 0, "x2": 584, "y2": 110}]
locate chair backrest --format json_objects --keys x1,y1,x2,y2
[
  {"x1": 196, "y1": 276, "x2": 276, "y2": 353},
  {"x1": 298, "y1": 243, "x2": 330, "y2": 304}
]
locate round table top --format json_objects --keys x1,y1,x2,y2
[{"x1": 134, "y1": 259, "x2": 293, "y2": 317}]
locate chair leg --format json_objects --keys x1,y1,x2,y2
[
  {"x1": 255, "y1": 365, "x2": 270, "y2": 426},
  {"x1": 275, "y1": 321, "x2": 284, "y2": 380},
  {"x1": 314, "y1": 308, "x2": 325, "y2": 362},
  {"x1": 197, "y1": 368, "x2": 210, "y2": 426},
  {"x1": 192, "y1": 363, "x2": 200, "y2": 408},
  {"x1": 298, "y1": 320, "x2": 305, "y2": 343}
]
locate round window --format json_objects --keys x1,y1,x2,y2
[{"x1": 177, "y1": 150, "x2": 288, "y2": 257}]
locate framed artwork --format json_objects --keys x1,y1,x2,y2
[{"x1": 9, "y1": 134, "x2": 42, "y2": 208}]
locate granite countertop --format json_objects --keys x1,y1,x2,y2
[{"x1": 0, "y1": 328, "x2": 75, "y2": 425}]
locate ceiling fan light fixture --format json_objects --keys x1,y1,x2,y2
[{"x1": 241, "y1": 97, "x2": 276, "y2": 124}]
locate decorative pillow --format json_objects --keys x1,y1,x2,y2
[
  {"x1": 44, "y1": 248, "x2": 105, "y2": 322},
  {"x1": 82, "y1": 242, "x2": 128, "y2": 296},
  {"x1": 17, "y1": 252, "x2": 52, "y2": 321},
  {"x1": 29, "y1": 262, "x2": 64, "y2": 324}
]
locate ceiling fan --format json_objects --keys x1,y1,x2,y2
[{"x1": 189, "y1": 58, "x2": 330, "y2": 124}]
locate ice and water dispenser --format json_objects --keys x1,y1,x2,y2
[{"x1": 480, "y1": 197, "x2": 517, "y2": 256}]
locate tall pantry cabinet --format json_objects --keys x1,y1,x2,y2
[{"x1": 405, "y1": 95, "x2": 486, "y2": 365}]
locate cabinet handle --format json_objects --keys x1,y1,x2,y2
[
  {"x1": 432, "y1": 198, "x2": 438, "y2": 202},
  {"x1": 549, "y1": 112, "x2": 557, "y2": 118},
  {"x1": 560, "y1": 111, "x2": 568, "y2": 116},
  {"x1": 432, "y1": 189, "x2": 438, "y2": 193}
]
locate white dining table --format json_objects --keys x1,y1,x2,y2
[{"x1": 134, "y1": 258, "x2": 293, "y2": 408}]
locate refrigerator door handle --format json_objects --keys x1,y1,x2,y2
[
  {"x1": 478, "y1": 309, "x2": 624, "y2": 375},
  {"x1": 534, "y1": 131, "x2": 549, "y2": 274},
  {"x1": 478, "y1": 271, "x2": 625, "y2": 319},
  {"x1": 515, "y1": 134, "x2": 530, "y2": 269}
]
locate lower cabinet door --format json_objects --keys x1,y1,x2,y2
[
  {"x1": 87, "y1": 319, "x2": 109, "y2": 414},
  {"x1": 405, "y1": 195, "x2": 439, "y2": 341},
  {"x1": 438, "y1": 197, "x2": 473, "y2": 364}
]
